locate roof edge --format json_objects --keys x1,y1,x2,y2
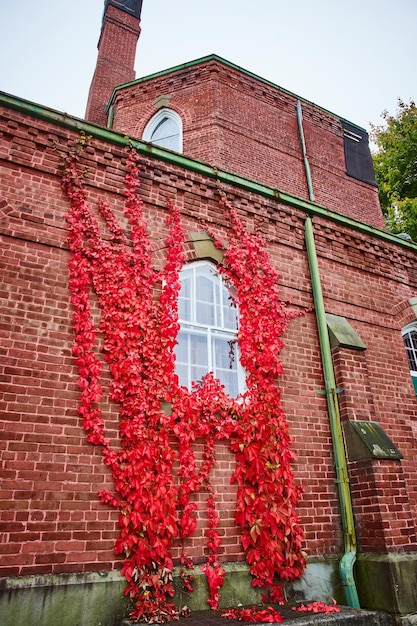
[{"x1": 1, "y1": 90, "x2": 410, "y2": 252}]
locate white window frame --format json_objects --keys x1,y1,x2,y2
[
  {"x1": 142, "y1": 108, "x2": 183, "y2": 153},
  {"x1": 174, "y1": 260, "x2": 245, "y2": 397},
  {"x1": 402, "y1": 322, "x2": 417, "y2": 395}
]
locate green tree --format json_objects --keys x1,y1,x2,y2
[{"x1": 371, "y1": 99, "x2": 417, "y2": 240}]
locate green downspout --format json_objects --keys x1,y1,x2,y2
[
  {"x1": 107, "y1": 104, "x2": 114, "y2": 129},
  {"x1": 304, "y1": 216, "x2": 360, "y2": 608},
  {"x1": 296, "y1": 100, "x2": 315, "y2": 202}
]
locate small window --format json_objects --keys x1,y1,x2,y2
[
  {"x1": 143, "y1": 108, "x2": 182, "y2": 152},
  {"x1": 342, "y1": 120, "x2": 377, "y2": 186},
  {"x1": 174, "y1": 261, "x2": 244, "y2": 397},
  {"x1": 402, "y1": 323, "x2": 417, "y2": 395}
]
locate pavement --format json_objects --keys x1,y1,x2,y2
[{"x1": 121, "y1": 604, "x2": 395, "y2": 626}]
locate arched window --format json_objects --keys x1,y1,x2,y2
[
  {"x1": 402, "y1": 323, "x2": 417, "y2": 395},
  {"x1": 142, "y1": 108, "x2": 182, "y2": 152},
  {"x1": 174, "y1": 261, "x2": 244, "y2": 397}
]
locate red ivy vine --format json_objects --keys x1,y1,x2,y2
[
  {"x1": 61, "y1": 145, "x2": 305, "y2": 623},
  {"x1": 221, "y1": 600, "x2": 340, "y2": 623},
  {"x1": 222, "y1": 606, "x2": 284, "y2": 623}
]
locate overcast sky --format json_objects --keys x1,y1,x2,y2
[{"x1": 0, "y1": 0, "x2": 415, "y2": 135}]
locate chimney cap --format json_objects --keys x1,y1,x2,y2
[{"x1": 104, "y1": 0, "x2": 143, "y2": 19}]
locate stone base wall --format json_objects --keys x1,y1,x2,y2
[
  {"x1": 0, "y1": 558, "x2": 343, "y2": 626},
  {"x1": 356, "y1": 553, "x2": 417, "y2": 615}
]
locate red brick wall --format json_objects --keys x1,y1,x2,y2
[
  {"x1": 110, "y1": 58, "x2": 384, "y2": 229},
  {"x1": 349, "y1": 458, "x2": 417, "y2": 552},
  {"x1": 1, "y1": 104, "x2": 416, "y2": 582}
]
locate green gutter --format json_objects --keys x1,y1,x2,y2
[
  {"x1": 1, "y1": 91, "x2": 416, "y2": 253},
  {"x1": 304, "y1": 216, "x2": 360, "y2": 609}
]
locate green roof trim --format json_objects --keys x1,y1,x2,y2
[
  {"x1": 109, "y1": 53, "x2": 367, "y2": 132},
  {"x1": 1, "y1": 90, "x2": 416, "y2": 254}
]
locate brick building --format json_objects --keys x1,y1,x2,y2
[{"x1": 1, "y1": 1, "x2": 417, "y2": 625}]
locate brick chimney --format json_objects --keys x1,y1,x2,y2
[{"x1": 85, "y1": 0, "x2": 142, "y2": 126}]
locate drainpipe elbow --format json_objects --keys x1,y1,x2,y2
[{"x1": 339, "y1": 550, "x2": 360, "y2": 608}]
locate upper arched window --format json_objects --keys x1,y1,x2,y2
[
  {"x1": 174, "y1": 261, "x2": 244, "y2": 398},
  {"x1": 402, "y1": 323, "x2": 417, "y2": 395},
  {"x1": 143, "y1": 108, "x2": 182, "y2": 152}
]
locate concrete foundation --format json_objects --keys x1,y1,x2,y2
[
  {"x1": 1, "y1": 556, "x2": 415, "y2": 625},
  {"x1": 0, "y1": 571, "x2": 130, "y2": 626},
  {"x1": 0, "y1": 559, "x2": 340, "y2": 626},
  {"x1": 355, "y1": 553, "x2": 417, "y2": 615}
]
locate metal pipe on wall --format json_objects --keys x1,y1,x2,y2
[
  {"x1": 297, "y1": 101, "x2": 315, "y2": 202},
  {"x1": 304, "y1": 216, "x2": 360, "y2": 608}
]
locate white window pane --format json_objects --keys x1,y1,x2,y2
[
  {"x1": 196, "y1": 275, "x2": 213, "y2": 300},
  {"x1": 191, "y1": 366, "x2": 209, "y2": 384},
  {"x1": 178, "y1": 276, "x2": 192, "y2": 321},
  {"x1": 180, "y1": 275, "x2": 191, "y2": 296},
  {"x1": 404, "y1": 330, "x2": 417, "y2": 372},
  {"x1": 151, "y1": 118, "x2": 180, "y2": 151},
  {"x1": 175, "y1": 261, "x2": 244, "y2": 397},
  {"x1": 143, "y1": 109, "x2": 183, "y2": 154},
  {"x1": 151, "y1": 117, "x2": 176, "y2": 139},
  {"x1": 199, "y1": 264, "x2": 215, "y2": 280},
  {"x1": 212, "y1": 367, "x2": 239, "y2": 397},
  {"x1": 221, "y1": 371, "x2": 239, "y2": 398},
  {"x1": 190, "y1": 333, "x2": 208, "y2": 366},
  {"x1": 223, "y1": 302, "x2": 238, "y2": 330},
  {"x1": 174, "y1": 332, "x2": 188, "y2": 363},
  {"x1": 212, "y1": 335, "x2": 239, "y2": 397},
  {"x1": 196, "y1": 276, "x2": 214, "y2": 324},
  {"x1": 213, "y1": 335, "x2": 236, "y2": 371},
  {"x1": 179, "y1": 297, "x2": 191, "y2": 321},
  {"x1": 176, "y1": 364, "x2": 189, "y2": 388},
  {"x1": 196, "y1": 301, "x2": 214, "y2": 325},
  {"x1": 405, "y1": 332, "x2": 417, "y2": 372},
  {"x1": 154, "y1": 134, "x2": 180, "y2": 151},
  {"x1": 214, "y1": 283, "x2": 221, "y2": 326}
]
